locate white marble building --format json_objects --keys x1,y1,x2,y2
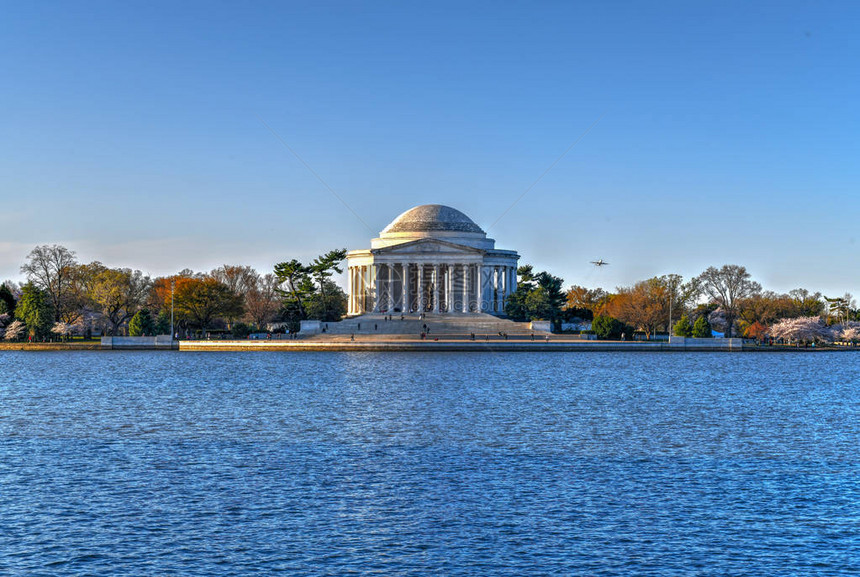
[{"x1": 346, "y1": 205, "x2": 519, "y2": 315}]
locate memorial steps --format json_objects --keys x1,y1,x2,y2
[{"x1": 317, "y1": 313, "x2": 547, "y2": 336}]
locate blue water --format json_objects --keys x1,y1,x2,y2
[{"x1": 1, "y1": 351, "x2": 858, "y2": 575}]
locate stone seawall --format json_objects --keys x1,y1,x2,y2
[
  {"x1": 0, "y1": 342, "x2": 101, "y2": 351},
  {"x1": 179, "y1": 339, "x2": 749, "y2": 352},
  {"x1": 101, "y1": 336, "x2": 178, "y2": 350}
]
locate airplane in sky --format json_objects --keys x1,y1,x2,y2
[{"x1": 590, "y1": 259, "x2": 609, "y2": 267}]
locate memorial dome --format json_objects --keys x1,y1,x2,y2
[{"x1": 381, "y1": 204, "x2": 485, "y2": 235}]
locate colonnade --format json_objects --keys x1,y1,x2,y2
[{"x1": 347, "y1": 262, "x2": 517, "y2": 315}]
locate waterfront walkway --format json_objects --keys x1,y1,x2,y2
[{"x1": 178, "y1": 334, "x2": 748, "y2": 352}]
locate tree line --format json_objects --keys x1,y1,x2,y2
[
  {"x1": 0, "y1": 244, "x2": 349, "y2": 340},
  {"x1": 2, "y1": 245, "x2": 853, "y2": 344},
  {"x1": 506, "y1": 263, "x2": 856, "y2": 342}
]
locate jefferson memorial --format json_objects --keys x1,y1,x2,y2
[{"x1": 346, "y1": 205, "x2": 519, "y2": 316}]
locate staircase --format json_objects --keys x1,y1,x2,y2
[{"x1": 311, "y1": 313, "x2": 547, "y2": 336}]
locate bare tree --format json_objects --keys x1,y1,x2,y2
[
  {"x1": 245, "y1": 273, "x2": 281, "y2": 328},
  {"x1": 695, "y1": 265, "x2": 761, "y2": 338},
  {"x1": 210, "y1": 265, "x2": 258, "y2": 296},
  {"x1": 90, "y1": 268, "x2": 152, "y2": 335},
  {"x1": 59, "y1": 261, "x2": 107, "y2": 324},
  {"x1": 210, "y1": 265, "x2": 258, "y2": 327},
  {"x1": 20, "y1": 245, "x2": 78, "y2": 321}
]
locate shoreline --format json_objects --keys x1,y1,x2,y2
[{"x1": 0, "y1": 339, "x2": 848, "y2": 352}]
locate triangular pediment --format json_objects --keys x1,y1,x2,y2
[{"x1": 372, "y1": 238, "x2": 484, "y2": 255}]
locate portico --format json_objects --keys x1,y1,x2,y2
[{"x1": 346, "y1": 205, "x2": 519, "y2": 316}]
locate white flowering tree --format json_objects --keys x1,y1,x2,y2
[
  {"x1": 4, "y1": 320, "x2": 26, "y2": 341},
  {"x1": 833, "y1": 321, "x2": 860, "y2": 344},
  {"x1": 768, "y1": 316, "x2": 833, "y2": 343},
  {"x1": 51, "y1": 321, "x2": 73, "y2": 340}
]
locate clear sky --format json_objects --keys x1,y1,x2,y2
[{"x1": 2, "y1": 1, "x2": 858, "y2": 296}]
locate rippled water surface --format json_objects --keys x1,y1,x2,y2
[{"x1": 1, "y1": 351, "x2": 859, "y2": 575}]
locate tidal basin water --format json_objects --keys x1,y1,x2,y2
[{"x1": 1, "y1": 351, "x2": 858, "y2": 575}]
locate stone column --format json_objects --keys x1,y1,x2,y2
[
  {"x1": 417, "y1": 264, "x2": 424, "y2": 312},
  {"x1": 346, "y1": 266, "x2": 355, "y2": 315},
  {"x1": 372, "y1": 263, "x2": 380, "y2": 313},
  {"x1": 497, "y1": 266, "x2": 504, "y2": 313},
  {"x1": 431, "y1": 264, "x2": 439, "y2": 313},
  {"x1": 489, "y1": 266, "x2": 495, "y2": 312},
  {"x1": 445, "y1": 264, "x2": 452, "y2": 312},
  {"x1": 393, "y1": 263, "x2": 399, "y2": 312},
  {"x1": 492, "y1": 266, "x2": 498, "y2": 312},
  {"x1": 476, "y1": 265, "x2": 483, "y2": 313},
  {"x1": 499, "y1": 266, "x2": 508, "y2": 313},
  {"x1": 450, "y1": 264, "x2": 456, "y2": 312},
  {"x1": 355, "y1": 266, "x2": 360, "y2": 314},
  {"x1": 359, "y1": 266, "x2": 365, "y2": 313},
  {"x1": 355, "y1": 266, "x2": 361, "y2": 314},
  {"x1": 402, "y1": 263, "x2": 409, "y2": 313},
  {"x1": 364, "y1": 265, "x2": 370, "y2": 313},
  {"x1": 462, "y1": 264, "x2": 469, "y2": 313},
  {"x1": 354, "y1": 266, "x2": 359, "y2": 314},
  {"x1": 388, "y1": 264, "x2": 396, "y2": 315},
  {"x1": 347, "y1": 267, "x2": 352, "y2": 315},
  {"x1": 439, "y1": 264, "x2": 451, "y2": 313},
  {"x1": 440, "y1": 264, "x2": 445, "y2": 312}
]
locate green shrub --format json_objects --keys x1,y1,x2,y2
[
  {"x1": 673, "y1": 315, "x2": 693, "y2": 337},
  {"x1": 232, "y1": 322, "x2": 253, "y2": 339},
  {"x1": 692, "y1": 316, "x2": 712, "y2": 338},
  {"x1": 154, "y1": 311, "x2": 171, "y2": 335},
  {"x1": 129, "y1": 309, "x2": 155, "y2": 336},
  {"x1": 592, "y1": 315, "x2": 624, "y2": 340}
]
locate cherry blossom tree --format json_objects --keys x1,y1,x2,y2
[
  {"x1": 833, "y1": 321, "x2": 860, "y2": 344},
  {"x1": 4, "y1": 320, "x2": 26, "y2": 341},
  {"x1": 768, "y1": 316, "x2": 833, "y2": 343},
  {"x1": 51, "y1": 322, "x2": 73, "y2": 340}
]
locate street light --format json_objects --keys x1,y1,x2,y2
[{"x1": 170, "y1": 279, "x2": 175, "y2": 340}]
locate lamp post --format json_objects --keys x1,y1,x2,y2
[
  {"x1": 667, "y1": 275, "x2": 679, "y2": 341},
  {"x1": 668, "y1": 290, "x2": 673, "y2": 340},
  {"x1": 170, "y1": 279, "x2": 175, "y2": 340}
]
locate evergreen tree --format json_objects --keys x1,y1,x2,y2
[
  {"x1": 504, "y1": 265, "x2": 565, "y2": 327},
  {"x1": 273, "y1": 259, "x2": 315, "y2": 321},
  {"x1": 305, "y1": 280, "x2": 348, "y2": 322},
  {"x1": 231, "y1": 322, "x2": 253, "y2": 339},
  {"x1": 0, "y1": 284, "x2": 16, "y2": 316},
  {"x1": 673, "y1": 315, "x2": 694, "y2": 337},
  {"x1": 16, "y1": 283, "x2": 55, "y2": 339},
  {"x1": 128, "y1": 308, "x2": 155, "y2": 336},
  {"x1": 593, "y1": 315, "x2": 624, "y2": 340},
  {"x1": 274, "y1": 250, "x2": 348, "y2": 324},
  {"x1": 692, "y1": 315, "x2": 712, "y2": 338},
  {"x1": 154, "y1": 310, "x2": 171, "y2": 335}
]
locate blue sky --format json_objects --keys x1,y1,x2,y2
[{"x1": 2, "y1": 1, "x2": 858, "y2": 296}]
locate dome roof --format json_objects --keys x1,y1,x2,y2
[{"x1": 381, "y1": 204, "x2": 485, "y2": 235}]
